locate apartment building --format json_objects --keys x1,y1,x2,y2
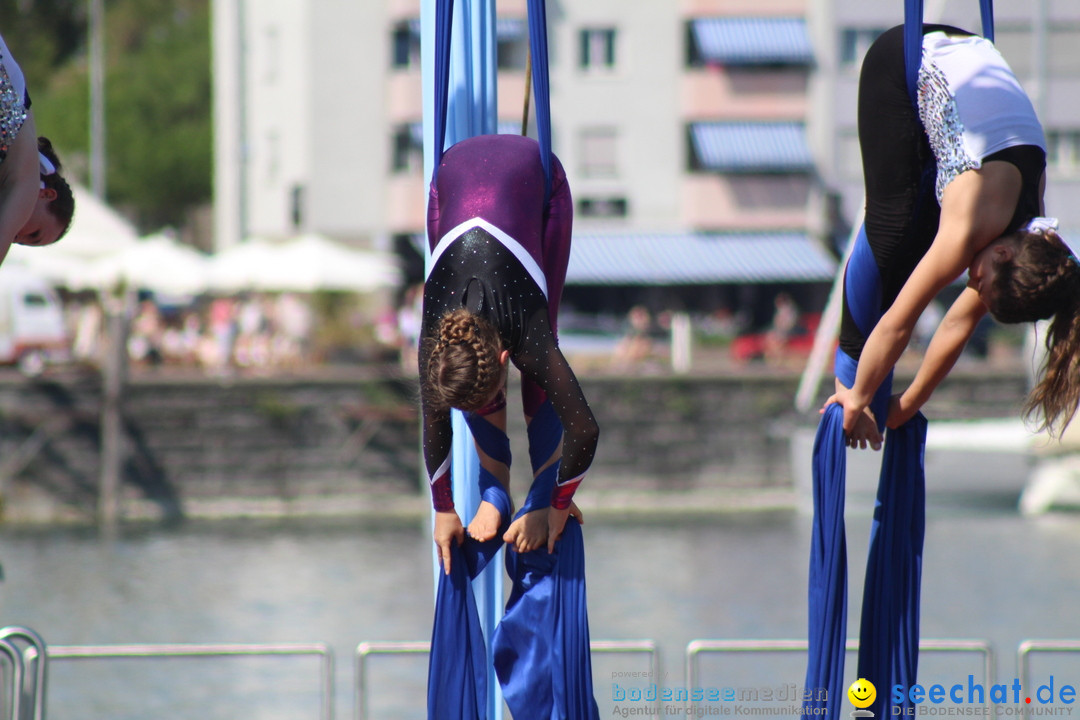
[
  {"x1": 213, "y1": 0, "x2": 841, "y2": 300},
  {"x1": 214, "y1": 0, "x2": 1080, "y2": 317}
]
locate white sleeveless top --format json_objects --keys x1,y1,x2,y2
[{"x1": 917, "y1": 31, "x2": 1045, "y2": 202}]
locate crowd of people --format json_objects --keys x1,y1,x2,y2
[{"x1": 65, "y1": 292, "x2": 319, "y2": 374}]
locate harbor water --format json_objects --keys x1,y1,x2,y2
[{"x1": 2, "y1": 464, "x2": 1080, "y2": 720}]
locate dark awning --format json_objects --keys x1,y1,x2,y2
[{"x1": 566, "y1": 232, "x2": 836, "y2": 286}]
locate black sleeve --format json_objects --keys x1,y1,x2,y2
[{"x1": 513, "y1": 307, "x2": 599, "y2": 495}]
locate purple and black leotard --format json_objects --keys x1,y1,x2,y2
[{"x1": 420, "y1": 134, "x2": 598, "y2": 512}]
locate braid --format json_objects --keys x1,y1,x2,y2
[
  {"x1": 991, "y1": 229, "x2": 1080, "y2": 435},
  {"x1": 424, "y1": 309, "x2": 505, "y2": 412},
  {"x1": 37, "y1": 137, "x2": 75, "y2": 241}
]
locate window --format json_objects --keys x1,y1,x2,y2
[
  {"x1": 839, "y1": 28, "x2": 886, "y2": 68},
  {"x1": 580, "y1": 28, "x2": 617, "y2": 71},
  {"x1": 579, "y1": 127, "x2": 618, "y2": 178},
  {"x1": 391, "y1": 124, "x2": 424, "y2": 173},
  {"x1": 1046, "y1": 130, "x2": 1080, "y2": 177},
  {"x1": 391, "y1": 21, "x2": 421, "y2": 69},
  {"x1": 577, "y1": 197, "x2": 628, "y2": 219},
  {"x1": 496, "y1": 19, "x2": 528, "y2": 70}
]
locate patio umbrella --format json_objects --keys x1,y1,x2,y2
[{"x1": 83, "y1": 233, "x2": 211, "y2": 295}]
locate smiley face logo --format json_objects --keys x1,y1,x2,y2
[{"x1": 848, "y1": 678, "x2": 876, "y2": 709}]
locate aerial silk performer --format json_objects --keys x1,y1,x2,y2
[
  {"x1": 0, "y1": 29, "x2": 76, "y2": 255},
  {"x1": 422, "y1": 1, "x2": 602, "y2": 718},
  {"x1": 802, "y1": 0, "x2": 1080, "y2": 714}
]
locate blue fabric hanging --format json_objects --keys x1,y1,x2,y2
[
  {"x1": 525, "y1": 0, "x2": 553, "y2": 202},
  {"x1": 803, "y1": 221, "x2": 923, "y2": 718},
  {"x1": 857, "y1": 414, "x2": 926, "y2": 717},
  {"x1": 492, "y1": 398, "x2": 600, "y2": 720},
  {"x1": 904, "y1": 0, "x2": 996, "y2": 108},
  {"x1": 426, "y1": 1, "x2": 503, "y2": 717},
  {"x1": 494, "y1": 518, "x2": 599, "y2": 720},
  {"x1": 428, "y1": 486, "x2": 512, "y2": 720}
]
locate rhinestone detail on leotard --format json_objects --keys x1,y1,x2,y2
[
  {"x1": 0, "y1": 56, "x2": 27, "y2": 162},
  {"x1": 918, "y1": 54, "x2": 978, "y2": 203}
]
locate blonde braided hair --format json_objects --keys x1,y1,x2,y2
[
  {"x1": 423, "y1": 309, "x2": 505, "y2": 412},
  {"x1": 989, "y1": 229, "x2": 1080, "y2": 435}
]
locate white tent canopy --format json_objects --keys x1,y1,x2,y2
[
  {"x1": 5, "y1": 189, "x2": 402, "y2": 295},
  {"x1": 206, "y1": 234, "x2": 401, "y2": 293},
  {"x1": 84, "y1": 233, "x2": 212, "y2": 295}
]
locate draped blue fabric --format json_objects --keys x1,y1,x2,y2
[
  {"x1": 494, "y1": 518, "x2": 599, "y2": 720},
  {"x1": 903, "y1": 0, "x2": 996, "y2": 107},
  {"x1": 803, "y1": 403, "x2": 848, "y2": 717},
  {"x1": 857, "y1": 414, "x2": 926, "y2": 717},
  {"x1": 428, "y1": 483, "x2": 512, "y2": 720},
  {"x1": 804, "y1": 221, "x2": 926, "y2": 716},
  {"x1": 525, "y1": 0, "x2": 553, "y2": 201},
  {"x1": 491, "y1": 399, "x2": 599, "y2": 720},
  {"x1": 425, "y1": 0, "x2": 503, "y2": 716}
]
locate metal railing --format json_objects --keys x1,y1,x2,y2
[
  {"x1": 12, "y1": 629, "x2": 1080, "y2": 720},
  {"x1": 686, "y1": 638, "x2": 995, "y2": 713},
  {"x1": 354, "y1": 638, "x2": 660, "y2": 720},
  {"x1": 0, "y1": 626, "x2": 48, "y2": 720},
  {"x1": 1018, "y1": 639, "x2": 1080, "y2": 710},
  {"x1": 46, "y1": 642, "x2": 334, "y2": 720}
]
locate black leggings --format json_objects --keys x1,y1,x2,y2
[{"x1": 839, "y1": 24, "x2": 1045, "y2": 360}]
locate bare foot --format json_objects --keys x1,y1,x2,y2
[
  {"x1": 502, "y1": 507, "x2": 549, "y2": 553},
  {"x1": 467, "y1": 500, "x2": 503, "y2": 542}
]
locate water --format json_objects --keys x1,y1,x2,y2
[{"x1": 2, "y1": 495, "x2": 1079, "y2": 719}]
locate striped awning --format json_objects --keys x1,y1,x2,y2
[
  {"x1": 566, "y1": 232, "x2": 836, "y2": 286},
  {"x1": 689, "y1": 122, "x2": 814, "y2": 172},
  {"x1": 690, "y1": 17, "x2": 814, "y2": 65}
]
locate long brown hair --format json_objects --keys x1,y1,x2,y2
[
  {"x1": 989, "y1": 229, "x2": 1080, "y2": 435},
  {"x1": 422, "y1": 309, "x2": 504, "y2": 413}
]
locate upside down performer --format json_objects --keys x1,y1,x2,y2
[
  {"x1": 0, "y1": 30, "x2": 75, "y2": 256},
  {"x1": 806, "y1": 20, "x2": 1080, "y2": 717},
  {"x1": 421, "y1": 133, "x2": 601, "y2": 719}
]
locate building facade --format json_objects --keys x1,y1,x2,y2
[{"x1": 212, "y1": 0, "x2": 1080, "y2": 306}]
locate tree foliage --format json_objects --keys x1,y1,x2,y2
[{"x1": 4, "y1": 0, "x2": 212, "y2": 233}]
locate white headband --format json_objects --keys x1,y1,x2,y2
[
  {"x1": 1024, "y1": 217, "x2": 1080, "y2": 266},
  {"x1": 38, "y1": 151, "x2": 56, "y2": 190},
  {"x1": 1023, "y1": 216, "x2": 1058, "y2": 234}
]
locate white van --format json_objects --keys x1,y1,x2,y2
[{"x1": 0, "y1": 265, "x2": 69, "y2": 374}]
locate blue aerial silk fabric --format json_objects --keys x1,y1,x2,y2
[
  {"x1": 429, "y1": 399, "x2": 599, "y2": 719},
  {"x1": 492, "y1": 399, "x2": 600, "y2": 720},
  {"x1": 428, "y1": 476, "x2": 511, "y2": 720},
  {"x1": 803, "y1": 220, "x2": 926, "y2": 718}
]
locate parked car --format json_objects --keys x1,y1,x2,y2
[{"x1": 730, "y1": 312, "x2": 823, "y2": 364}]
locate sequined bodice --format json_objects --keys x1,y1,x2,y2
[{"x1": 0, "y1": 45, "x2": 28, "y2": 163}]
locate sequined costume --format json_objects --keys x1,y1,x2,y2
[
  {"x1": 0, "y1": 31, "x2": 30, "y2": 165},
  {"x1": 420, "y1": 134, "x2": 598, "y2": 512},
  {"x1": 840, "y1": 24, "x2": 1046, "y2": 360}
]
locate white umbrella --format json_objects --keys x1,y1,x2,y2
[
  {"x1": 271, "y1": 234, "x2": 401, "y2": 292},
  {"x1": 84, "y1": 233, "x2": 211, "y2": 295},
  {"x1": 207, "y1": 234, "x2": 401, "y2": 293},
  {"x1": 206, "y1": 238, "x2": 283, "y2": 293}
]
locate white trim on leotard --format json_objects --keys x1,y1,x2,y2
[{"x1": 427, "y1": 217, "x2": 549, "y2": 299}]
